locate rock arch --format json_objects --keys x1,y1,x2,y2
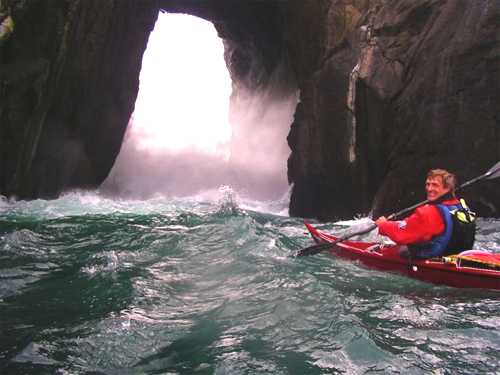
[{"x1": 0, "y1": 0, "x2": 498, "y2": 218}]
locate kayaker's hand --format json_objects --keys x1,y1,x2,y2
[{"x1": 375, "y1": 216, "x2": 388, "y2": 226}]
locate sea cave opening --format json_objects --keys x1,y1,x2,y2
[{"x1": 101, "y1": 11, "x2": 296, "y2": 201}]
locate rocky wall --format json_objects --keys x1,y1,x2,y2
[
  {"x1": 0, "y1": 0, "x2": 498, "y2": 218},
  {"x1": 0, "y1": 0, "x2": 158, "y2": 198},
  {"x1": 287, "y1": 0, "x2": 500, "y2": 219}
]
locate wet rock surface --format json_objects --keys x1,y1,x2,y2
[
  {"x1": 0, "y1": 0, "x2": 498, "y2": 217},
  {"x1": 287, "y1": 0, "x2": 500, "y2": 219}
]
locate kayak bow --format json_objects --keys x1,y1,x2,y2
[{"x1": 304, "y1": 221, "x2": 500, "y2": 290}]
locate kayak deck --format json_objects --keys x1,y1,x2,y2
[{"x1": 304, "y1": 221, "x2": 500, "y2": 290}]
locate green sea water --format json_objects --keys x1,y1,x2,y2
[{"x1": 0, "y1": 189, "x2": 499, "y2": 375}]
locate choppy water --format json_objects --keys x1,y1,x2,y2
[{"x1": 0, "y1": 189, "x2": 499, "y2": 375}]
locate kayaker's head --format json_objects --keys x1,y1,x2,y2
[{"x1": 426, "y1": 169, "x2": 456, "y2": 201}]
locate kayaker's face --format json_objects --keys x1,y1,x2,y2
[{"x1": 425, "y1": 176, "x2": 450, "y2": 200}]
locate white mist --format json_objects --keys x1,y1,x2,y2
[{"x1": 102, "y1": 12, "x2": 296, "y2": 201}]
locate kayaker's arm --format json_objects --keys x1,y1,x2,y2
[
  {"x1": 375, "y1": 205, "x2": 444, "y2": 245},
  {"x1": 375, "y1": 216, "x2": 388, "y2": 225}
]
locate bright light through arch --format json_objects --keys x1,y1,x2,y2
[{"x1": 129, "y1": 12, "x2": 232, "y2": 159}]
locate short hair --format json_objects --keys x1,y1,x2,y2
[{"x1": 427, "y1": 169, "x2": 456, "y2": 191}]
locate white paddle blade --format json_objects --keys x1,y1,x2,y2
[{"x1": 486, "y1": 161, "x2": 500, "y2": 180}]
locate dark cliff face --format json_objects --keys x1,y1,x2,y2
[
  {"x1": 0, "y1": 0, "x2": 159, "y2": 198},
  {"x1": 0, "y1": 0, "x2": 498, "y2": 218},
  {"x1": 287, "y1": 0, "x2": 500, "y2": 219}
]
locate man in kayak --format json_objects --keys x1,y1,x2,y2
[{"x1": 375, "y1": 169, "x2": 476, "y2": 259}]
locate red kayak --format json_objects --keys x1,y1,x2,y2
[{"x1": 304, "y1": 221, "x2": 500, "y2": 290}]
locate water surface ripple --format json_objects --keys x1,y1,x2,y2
[{"x1": 0, "y1": 193, "x2": 498, "y2": 374}]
